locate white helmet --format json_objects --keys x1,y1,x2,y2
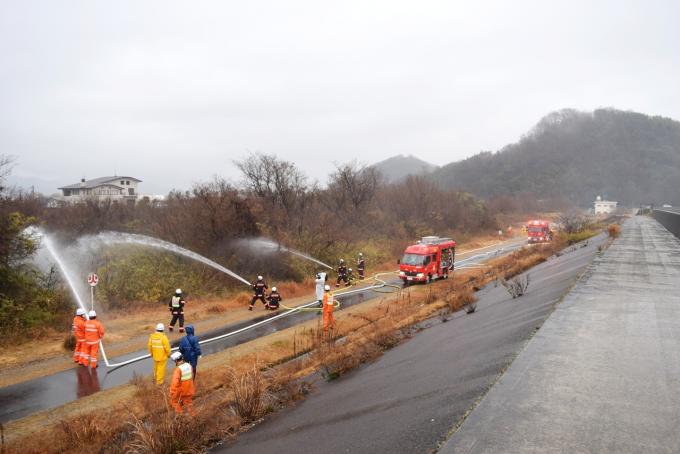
[
  {"x1": 324, "y1": 284, "x2": 331, "y2": 291},
  {"x1": 88, "y1": 310, "x2": 97, "y2": 318},
  {"x1": 349, "y1": 268, "x2": 353, "y2": 272},
  {"x1": 170, "y1": 352, "x2": 182, "y2": 361},
  {"x1": 76, "y1": 308, "x2": 86, "y2": 316},
  {"x1": 339, "y1": 259, "x2": 344, "y2": 263},
  {"x1": 272, "y1": 286, "x2": 277, "y2": 292},
  {"x1": 175, "y1": 288, "x2": 182, "y2": 294},
  {"x1": 156, "y1": 323, "x2": 164, "y2": 332},
  {"x1": 257, "y1": 275, "x2": 263, "y2": 280},
  {"x1": 359, "y1": 252, "x2": 363, "y2": 257}
]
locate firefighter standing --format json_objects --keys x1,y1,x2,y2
[
  {"x1": 148, "y1": 323, "x2": 171, "y2": 384},
  {"x1": 72, "y1": 308, "x2": 86, "y2": 363},
  {"x1": 336, "y1": 259, "x2": 349, "y2": 287},
  {"x1": 169, "y1": 352, "x2": 196, "y2": 415},
  {"x1": 169, "y1": 289, "x2": 186, "y2": 333},
  {"x1": 315, "y1": 272, "x2": 327, "y2": 307},
  {"x1": 322, "y1": 285, "x2": 336, "y2": 333},
  {"x1": 249, "y1": 275, "x2": 268, "y2": 310},
  {"x1": 441, "y1": 256, "x2": 449, "y2": 278},
  {"x1": 266, "y1": 287, "x2": 282, "y2": 310},
  {"x1": 357, "y1": 253, "x2": 365, "y2": 280},
  {"x1": 179, "y1": 325, "x2": 201, "y2": 379},
  {"x1": 80, "y1": 310, "x2": 104, "y2": 369}
]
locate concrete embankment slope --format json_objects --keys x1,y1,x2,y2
[
  {"x1": 440, "y1": 216, "x2": 680, "y2": 453},
  {"x1": 217, "y1": 235, "x2": 606, "y2": 453},
  {"x1": 653, "y1": 208, "x2": 680, "y2": 238}
]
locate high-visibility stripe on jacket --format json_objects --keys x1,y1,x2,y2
[
  {"x1": 179, "y1": 363, "x2": 192, "y2": 381},
  {"x1": 170, "y1": 363, "x2": 195, "y2": 398},
  {"x1": 147, "y1": 332, "x2": 171, "y2": 361},
  {"x1": 84, "y1": 319, "x2": 104, "y2": 344},
  {"x1": 323, "y1": 292, "x2": 334, "y2": 314},
  {"x1": 72, "y1": 316, "x2": 86, "y2": 339}
]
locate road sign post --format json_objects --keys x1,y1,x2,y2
[{"x1": 87, "y1": 273, "x2": 99, "y2": 311}]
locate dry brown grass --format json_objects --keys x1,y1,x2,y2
[
  {"x1": 274, "y1": 278, "x2": 315, "y2": 299},
  {"x1": 206, "y1": 303, "x2": 227, "y2": 314},
  {"x1": 226, "y1": 364, "x2": 273, "y2": 423},
  {"x1": 607, "y1": 223, "x2": 621, "y2": 239},
  {"x1": 126, "y1": 402, "x2": 238, "y2": 454},
  {"x1": 62, "y1": 333, "x2": 76, "y2": 350},
  {"x1": 5, "y1": 241, "x2": 566, "y2": 454}
]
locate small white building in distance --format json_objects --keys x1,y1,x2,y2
[
  {"x1": 594, "y1": 195, "x2": 618, "y2": 214},
  {"x1": 58, "y1": 176, "x2": 142, "y2": 204}
]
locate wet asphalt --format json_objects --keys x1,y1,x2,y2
[
  {"x1": 441, "y1": 216, "x2": 680, "y2": 453},
  {"x1": 0, "y1": 237, "x2": 526, "y2": 424},
  {"x1": 216, "y1": 235, "x2": 606, "y2": 453},
  {"x1": 0, "y1": 287, "x2": 379, "y2": 423}
]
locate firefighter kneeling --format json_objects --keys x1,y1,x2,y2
[
  {"x1": 170, "y1": 351, "x2": 196, "y2": 415},
  {"x1": 266, "y1": 287, "x2": 282, "y2": 310}
]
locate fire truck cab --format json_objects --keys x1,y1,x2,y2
[
  {"x1": 398, "y1": 236, "x2": 456, "y2": 284},
  {"x1": 526, "y1": 219, "x2": 552, "y2": 243}
]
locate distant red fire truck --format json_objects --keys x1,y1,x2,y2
[
  {"x1": 398, "y1": 236, "x2": 456, "y2": 284},
  {"x1": 526, "y1": 220, "x2": 553, "y2": 243}
]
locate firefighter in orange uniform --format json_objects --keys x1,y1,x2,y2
[
  {"x1": 72, "y1": 308, "x2": 86, "y2": 363},
  {"x1": 80, "y1": 310, "x2": 105, "y2": 369},
  {"x1": 169, "y1": 352, "x2": 196, "y2": 415},
  {"x1": 322, "y1": 285, "x2": 336, "y2": 333}
]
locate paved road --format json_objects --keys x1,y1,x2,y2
[
  {"x1": 216, "y1": 236, "x2": 606, "y2": 453},
  {"x1": 0, "y1": 238, "x2": 526, "y2": 424},
  {"x1": 441, "y1": 216, "x2": 680, "y2": 453},
  {"x1": 0, "y1": 283, "x2": 387, "y2": 423}
]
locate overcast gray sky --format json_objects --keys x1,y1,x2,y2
[{"x1": 2, "y1": 0, "x2": 679, "y2": 194}]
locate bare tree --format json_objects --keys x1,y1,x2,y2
[
  {"x1": 327, "y1": 161, "x2": 381, "y2": 214},
  {"x1": 0, "y1": 155, "x2": 14, "y2": 195},
  {"x1": 235, "y1": 153, "x2": 308, "y2": 218}
]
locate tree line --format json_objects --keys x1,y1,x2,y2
[{"x1": 0, "y1": 153, "x2": 500, "y2": 336}]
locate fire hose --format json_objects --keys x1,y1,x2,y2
[
  {"x1": 103, "y1": 242, "x2": 526, "y2": 372},
  {"x1": 103, "y1": 273, "x2": 398, "y2": 372}
]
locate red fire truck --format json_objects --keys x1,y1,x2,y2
[
  {"x1": 526, "y1": 219, "x2": 553, "y2": 243},
  {"x1": 398, "y1": 236, "x2": 456, "y2": 284}
]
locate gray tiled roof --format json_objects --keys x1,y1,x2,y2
[{"x1": 58, "y1": 176, "x2": 142, "y2": 190}]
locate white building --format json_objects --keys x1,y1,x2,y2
[
  {"x1": 594, "y1": 195, "x2": 618, "y2": 214},
  {"x1": 57, "y1": 176, "x2": 142, "y2": 204}
]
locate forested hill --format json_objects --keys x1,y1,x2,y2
[
  {"x1": 372, "y1": 154, "x2": 438, "y2": 182},
  {"x1": 432, "y1": 109, "x2": 680, "y2": 206}
]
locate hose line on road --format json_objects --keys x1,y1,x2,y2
[
  {"x1": 104, "y1": 274, "x2": 395, "y2": 372},
  {"x1": 103, "y1": 243, "x2": 527, "y2": 372}
]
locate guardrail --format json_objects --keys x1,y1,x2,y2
[{"x1": 653, "y1": 209, "x2": 680, "y2": 239}]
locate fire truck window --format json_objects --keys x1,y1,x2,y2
[
  {"x1": 423, "y1": 256, "x2": 431, "y2": 265},
  {"x1": 401, "y1": 254, "x2": 426, "y2": 265}
]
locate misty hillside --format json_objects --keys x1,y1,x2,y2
[
  {"x1": 433, "y1": 109, "x2": 680, "y2": 206},
  {"x1": 372, "y1": 154, "x2": 438, "y2": 182}
]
